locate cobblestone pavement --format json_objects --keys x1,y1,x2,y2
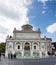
[{"x1": 0, "y1": 56, "x2": 56, "y2": 65}]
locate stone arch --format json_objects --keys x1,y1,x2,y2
[
  {"x1": 33, "y1": 42, "x2": 39, "y2": 50},
  {"x1": 24, "y1": 42, "x2": 30, "y2": 51},
  {"x1": 16, "y1": 42, "x2": 21, "y2": 50},
  {"x1": 24, "y1": 42, "x2": 31, "y2": 46},
  {"x1": 16, "y1": 42, "x2": 21, "y2": 44},
  {"x1": 33, "y1": 42, "x2": 39, "y2": 45},
  {"x1": 23, "y1": 42, "x2": 31, "y2": 57}
]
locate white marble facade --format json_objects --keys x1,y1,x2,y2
[{"x1": 5, "y1": 24, "x2": 52, "y2": 58}]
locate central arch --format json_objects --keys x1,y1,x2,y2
[
  {"x1": 24, "y1": 42, "x2": 30, "y2": 50},
  {"x1": 24, "y1": 42, "x2": 31, "y2": 57}
]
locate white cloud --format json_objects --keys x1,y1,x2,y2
[
  {"x1": 0, "y1": 0, "x2": 32, "y2": 42},
  {"x1": 47, "y1": 23, "x2": 56, "y2": 33},
  {"x1": 38, "y1": 0, "x2": 48, "y2": 5},
  {"x1": 37, "y1": 0, "x2": 53, "y2": 6},
  {"x1": 24, "y1": 0, "x2": 32, "y2": 5},
  {"x1": 42, "y1": 10, "x2": 46, "y2": 14}
]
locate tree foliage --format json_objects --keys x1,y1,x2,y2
[
  {"x1": 52, "y1": 42, "x2": 56, "y2": 50},
  {"x1": 0, "y1": 42, "x2": 6, "y2": 53}
]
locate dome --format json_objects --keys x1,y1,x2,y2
[{"x1": 22, "y1": 24, "x2": 33, "y2": 31}]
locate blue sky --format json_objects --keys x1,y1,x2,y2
[
  {"x1": 29, "y1": 0, "x2": 56, "y2": 42},
  {"x1": 0, "y1": 0, "x2": 56, "y2": 42}
]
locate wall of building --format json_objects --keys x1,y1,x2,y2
[
  {"x1": 5, "y1": 39, "x2": 51, "y2": 58},
  {"x1": 13, "y1": 32, "x2": 41, "y2": 39}
]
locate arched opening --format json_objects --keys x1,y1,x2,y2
[
  {"x1": 24, "y1": 42, "x2": 31, "y2": 57},
  {"x1": 24, "y1": 42, "x2": 30, "y2": 51},
  {"x1": 18, "y1": 45, "x2": 20, "y2": 49},
  {"x1": 16, "y1": 42, "x2": 21, "y2": 50},
  {"x1": 33, "y1": 42, "x2": 38, "y2": 50},
  {"x1": 34, "y1": 46, "x2": 36, "y2": 49}
]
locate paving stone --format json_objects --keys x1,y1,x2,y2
[{"x1": 0, "y1": 56, "x2": 56, "y2": 65}]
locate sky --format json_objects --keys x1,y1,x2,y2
[{"x1": 0, "y1": 0, "x2": 56, "y2": 42}]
